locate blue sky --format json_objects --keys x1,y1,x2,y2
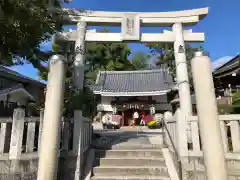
[{"x1": 10, "y1": 0, "x2": 240, "y2": 80}]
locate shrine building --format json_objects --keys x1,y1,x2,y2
[{"x1": 91, "y1": 69, "x2": 175, "y2": 126}]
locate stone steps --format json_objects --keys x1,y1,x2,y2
[
  {"x1": 91, "y1": 130, "x2": 168, "y2": 180},
  {"x1": 91, "y1": 175, "x2": 171, "y2": 180},
  {"x1": 91, "y1": 145, "x2": 170, "y2": 180},
  {"x1": 95, "y1": 157, "x2": 166, "y2": 166},
  {"x1": 95, "y1": 149, "x2": 163, "y2": 158},
  {"x1": 93, "y1": 166, "x2": 169, "y2": 176},
  {"x1": 110, "y1": 144, "x2": 165, "y2": 149}
]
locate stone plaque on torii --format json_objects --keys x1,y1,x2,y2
[{"x1": 121, "y1": 13, "x2": 140, "y2": 41}]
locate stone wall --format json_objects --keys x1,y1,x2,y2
[
  {"x1": 182, "y1": 158, "x2": 240, "y2": 180},
  {"x1": 0, "y1": 150, "x2": 90, "y2": 180},
  {"x1": 0, "y1": 108, "x2": 92, "y2": 180},
  {"x1": 0, "y1": 158, "x2": 38, "y2": 180}
]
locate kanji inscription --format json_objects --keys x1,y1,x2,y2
[
  {"x1": 126, "y1": 18, "x2": 134, "y2": 36},
  {"x1": 121, "y1": 13, "x2": 140, "y2": 41},
  {"x1": 75, "y1": 45, "x2": 85, "y2": 55},
  {"x1": 178, "y1": 45, "x2": 185, "y2": 53}
]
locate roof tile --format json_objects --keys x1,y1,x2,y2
[{"x1": 95, "y1": 69, "x2": 174, "y2": 93}]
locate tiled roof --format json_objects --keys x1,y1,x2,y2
[
  {"x1": 213, "y1": 55, "x2": 240, "y2": 78},
  {"x1": 93, "y1": 69, "x2": 175, "y2": 95},
  {"x1": 86, "y1": 83, "x2": 101, "y2": 92},
  {"x1": 0, "y1": 65, "x2": 45, "y2": 87},
  {"x1": 0, "y1": 84, "x2": 23, "y2": 95},
  {"x1": 212, "y1": 56, "x2": 234, "y2": 71},
  {"x1": 0, "y1": 84, "x2": 35, "y2": 100},
  {"x1": 214, "y1": 54, "x2": 239, "y2": 71}
]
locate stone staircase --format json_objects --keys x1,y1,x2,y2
[{"x1": 91, "y1": 145, "x2": 171, "y2": 180}]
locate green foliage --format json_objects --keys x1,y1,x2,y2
[
  {"x1": 232, "y1": 92, "x2": 240, "y2": 102},
  {"x1": 230, "y1": 92, "x2": 240, "y2": 114},
  {"x1": 145, "y1": 42, "x2": 203, "y2": 88},
  {"x1": 217, "y1": 92, "x2": 240, "y2": 114},
  {"x1": 0, "y1": 0, "x2": 63, "y2": 70},
  {"x1": 64, "y1": 87, "x2": 97, "y2": 118},
  {"x1": 38, "y1": 63, "x2": 98, "y2": 117},
  {"x1": 38, "y1": 29, "x2": 134, "y2": 117},
  {"x1": 218, "y1": 104, "x2": 233, "y2": 114},
  {"x1": 84, "y1": 29, "x2": 133, "y2": 83},
  {"x1": 131, "y1": 52, "x2": 151, "y2": 70}
]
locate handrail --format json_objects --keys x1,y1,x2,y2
[{"x1": 161, "y1": 119, "x2": 183, "y2": 180}]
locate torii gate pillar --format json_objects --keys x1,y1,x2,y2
[
  {"x1": 73, "y1": 21, "x2": 87, "y2": 89},
  {"x1": 37, "y1": 55, "x2": 66, "y2": 180},
  {"x1": 173, "y1": 23, "x2": 193, "y2": 117},
  {"x1": 72, "y1": 20, "x2": 87, "y2": 180}
]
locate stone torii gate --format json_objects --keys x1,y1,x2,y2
[
  {"x1": 61, "y1": 7, "x2": 208, "y2": 118},
  {"x1": 37, "y1": 7, "x2": 209, "y2": 180}
]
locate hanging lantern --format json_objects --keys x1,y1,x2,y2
[{"x1": 150, "y1": 105, "x2": 155, "y2": 115}]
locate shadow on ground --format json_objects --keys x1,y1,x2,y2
[{"x1": 91, "y1": 129, "x2": 163, "y2": 150}]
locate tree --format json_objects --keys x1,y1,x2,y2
[
  {"x1": 38, "y1": 29, "x2": 134, "y2": 117},
  {"x1": 84, "y1": 31, "x2": 133, "y2": 83},
  {"x1": 0, "y1": 0, "x2": 63, "y2": 70},
  {"x1": 131, "y1": 52, "x2": 151, "y2": 70},
  {"x1": 145, "y1": 42, "x2": 203, "y2": 89}
]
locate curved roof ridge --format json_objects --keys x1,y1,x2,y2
[
  {"x1": 0, "y1": 65, "x2": 45, "y2": 87},
  {"x1": 92, "y1": 68, "x2": 175, "y2": 96},
  {"x1": 0, "y1": 83, "x2": 35, "y2": 101},
  {"x1": 214, "y1": 54, "x2": 239, "y2": 71},
  {"x1": 99, "y1": 69, "x2": 168, "y2": 74}
]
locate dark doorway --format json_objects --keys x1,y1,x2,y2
[{"x1": 123, "y1": 109, "x2": 132, "y2": 126}]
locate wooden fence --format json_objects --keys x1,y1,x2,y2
[{"x1": 0, "y1": 108, "x2": 92, "y2": 160}]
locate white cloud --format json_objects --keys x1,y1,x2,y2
[{"x1": 211, "y1": 56, "x2": 233, "y2": 71}]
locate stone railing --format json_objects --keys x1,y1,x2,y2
[
  {"x1": 187, "y1": 114, "x2": 240, "y2": 156},
  {"x1": 0, "y1": 108, "x2": 92, "y2": 180},
  {"x1": 163, "y1": 111, "x2": 240, "y2": 156},
  {"x1": 162, "y1": 112, "x2": 178, "y2": 152},
  {"x1": 163, "y1": 110, "x2": 240, "y2": 179}
]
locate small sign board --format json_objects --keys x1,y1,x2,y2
[
  {"x1": 121, "y1": 13, "x2": 140, "y2": 41},
  {"x1": 122, "y1": 104, "x2": 145, "y2": 109}
]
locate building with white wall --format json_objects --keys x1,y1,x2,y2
[
  {"x1": 91, "y1": 69, "x2": 175, "y2": 125},
  {"x1": 0, "y1": 66, "x2": 45, "y2": 116}
]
